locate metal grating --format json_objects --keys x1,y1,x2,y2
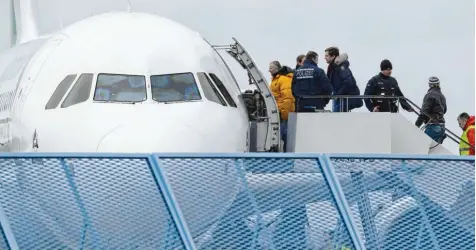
[
  {"x1": 0, "y1": 227, "x2": 7, "y2": 250},
  {"x1": 0, "y1": 157, "x2": 187, "y2": 250},
  {"x1": 0, "y1": 153, "x2": 474, "y2": 250},
  {"x1": 328, "y1": 155, "x2": 475, "y2": 250},
  {"x1": 157, "y1": 156, "x2": 356, "y2": 250}
]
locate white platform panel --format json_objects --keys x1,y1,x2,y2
[{"x1": 287, "y1": 112, "x2": 453, "y2": 155}]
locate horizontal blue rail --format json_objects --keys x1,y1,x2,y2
[{"x1": 0, "y1": 152, "x2": 473, "y2": 160}]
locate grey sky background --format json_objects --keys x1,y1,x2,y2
[{"x1": 0, "y1": 0, "x2": 474, "y2": 153}]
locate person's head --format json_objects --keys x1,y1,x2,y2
[
  {"x1": 324, "y1": 47, "x2": 339, "y2": 64},
  {"x1": 305, "y1": 51, "x2": 318, "y2": 64},
  {"x1": 428, "y1": 76, "x2": 440, "y2": 88},
  {"x1": 380, "y1": 59, "x2": 393, "y2": 76},
  {"x1": 458, "y1": 112, "x2": 470, "y2": 129},
  {"x1": 296, "y1": 54, "x2": 305, "y2": 66},
  {"x1": 268, "y1": 61, "x2": 281, "y2": 76}
]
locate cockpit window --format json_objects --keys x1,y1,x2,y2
[
  {"x1": 61, "y1": 73, "x2": 94, "y2": 108},
  {"x1": 94, "y1": 74, "x2": 147, "y2": 103},
  {"x1": 208, "y1": 73, "x2": 237, "y2": 108},
  {"x1": 151, "y1": 73, "x2": 201, "y2": 102},
  {"x1": 197, "y1": 72, "x2": 227, "y2": 106},
  {"x1": 45, "y1": 74, "x2": 77, "y2": 110}
]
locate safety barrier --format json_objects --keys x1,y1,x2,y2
[
  {"x1": 0, "y1": 153, "x2": 473, "y2": 250},
  {"x1": 296, "y1": 94, "x2": 473, "y2": 149}
]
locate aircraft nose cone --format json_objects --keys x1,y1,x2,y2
[{"x1": 96, "y1": 120, "x2": 202, "y2": 153}]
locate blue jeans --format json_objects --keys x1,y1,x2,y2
[
  {"x1": 333, "y1": 99, "x2": 350, "y2": 112},
  {"x1": 281, "y1": 120, "x2": 288, "y2": 152},
  {"x1": 424, "y1": 124, "x2": 445, "y2": 143}
]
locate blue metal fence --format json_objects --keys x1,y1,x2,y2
[
  {"x1": 327, "y1": 154, "x2": 475, "y2": 250},
  {"x1": 0, "y1": 153, "x2": 473, "y2": 250}
]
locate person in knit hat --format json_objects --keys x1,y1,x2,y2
[
  {"x1": 415, "y1": 76, "x2": 447, "y2": 143},
  {"x1": 363, "y1": 59, "x2": 413, "y2": 113}
]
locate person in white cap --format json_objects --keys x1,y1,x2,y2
[{"x1": 415, "y1": 76, "x2": 447, "y2": 143}]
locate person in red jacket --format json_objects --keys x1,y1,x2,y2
[{"x1": 457, "y1": 113, "x2": 475, "y2": 155}]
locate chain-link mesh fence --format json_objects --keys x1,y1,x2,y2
[
  {"x1": 157, "y1": 156, "x2": 356, "y2": 250},
  {"x1": 328, "y1": 155, "x2": 475, "y2": 250},
  {"x1": 0, "y1": 154, "x2": 473, "y2": 250},
  {"x1": 0, "y1": 156, "x2": 187, "y2": 250}
]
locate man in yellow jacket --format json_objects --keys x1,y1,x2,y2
[{"x1": 269, "y1": 61, "x2": 295, "y2": 152}]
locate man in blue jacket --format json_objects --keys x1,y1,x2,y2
[
  {"x1": 325, "y1": 47, "x2": 363, "y2": 112},
  {"x1": 291, "y1": 51, "x2": 333, "y2": 112}
]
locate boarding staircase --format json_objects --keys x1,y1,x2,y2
[
  {"x1": 211, "y1": 37, "x2": 472, "y2": 155},
  {"x1": 212, "y1": 38, "x2": 474, "y2": 155},
  {"x1": 286, "y1": 95, "x2": 471, "y2": 155}
]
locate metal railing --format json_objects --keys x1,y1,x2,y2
[
  {"x1": 295, "y1": 95, "x2": 474, "y2": 150},
  {"x1": 0, "y1": 152, "x2": 473, "y2": 250}
]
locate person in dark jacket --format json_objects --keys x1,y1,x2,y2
[
  {"x1": 324, "y1": 47, "x2": 363, "y2": 112},
  {"x1": 415, "y1": 77, "x2": 447, "y2": 143},
  {"x1": 364, "y1": 59, "x2": 413, "y2": 113},
  {"x1": 291, "y1": 51, "x2": 333, "y2": 112},
  {"x1": 295, "y1": 54, "x2": 305, "y2": 71}
]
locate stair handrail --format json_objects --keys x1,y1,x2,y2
[{"x1": 401, "y1": 97, "x2": 474, "y2": 149}]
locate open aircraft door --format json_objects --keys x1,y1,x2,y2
[{"x1": 211, "y1": 38, "x2": 281, "y2": 152}]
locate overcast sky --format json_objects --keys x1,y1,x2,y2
[{"x1": 0, "y1": 0, "x2": 474, "y2": 153}]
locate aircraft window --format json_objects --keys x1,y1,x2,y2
[
  {"x1": 208, "y1": 73, "x2": 237, "y2": 108},
  {"x1": 61, "y1": 73, "x2": 94, "y2": 108},
  {"x1": 94, "y1": 74, "x2": 147, "y2": 102},
  {"x1": 151, "y1": 72, "x2": 201, "y2": 102},
  {"x1": 196, "y1": 72, "x2": 227, "y2": 106},
  {"x1": 45, "y1": 74, "x2": 77, "y2": 110}
]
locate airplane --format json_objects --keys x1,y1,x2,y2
[
  {"x1": 1, "y1": 1, "x2": 473, "y2": 250},
  {"x1": 2, "y1": 2, "x2": 250, "y2": 154},
  {"x1": 0, "y1": 0, "x2": 284, "y2": 249}
]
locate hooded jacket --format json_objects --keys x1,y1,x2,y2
[
  {"x1": 327, "y1": 53, "x2": 363, "y2": 111},
  {"x1": 460, "y1": 116, "x2": 475, "y2": 155},
  {"x1": 270, "y1": 66, "x2": 295, "y2": 120}
]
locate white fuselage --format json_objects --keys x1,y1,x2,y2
[
  {"x1": 0, "y1": 12, "x2": 250, "y2": 153},
  {"x1": 0, "y1": 11, "x2": 250, "y2": 243}
]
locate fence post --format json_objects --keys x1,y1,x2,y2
[
  {"x1": 60, "y1": 159, "x2": 100, "y2": 249},
  {"x1": 350, "y1": 171, "x2": 379, "y2": 249},
  {"x1": 319, "y1": 154, "x2": 366, "y2": 250},
  {"x1": 401, "y1": 160, "x2": 440, "y2": 249},
  {"x1": 0, "y1": 203, "x2": 18, "y2": 250},
  {"x1": 147, "y1": 155, "x2": 197, "y2": 250}
]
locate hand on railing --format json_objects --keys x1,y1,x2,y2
[{"x1": 403, "y1": 97, "x2": 474, "y2": 150}]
